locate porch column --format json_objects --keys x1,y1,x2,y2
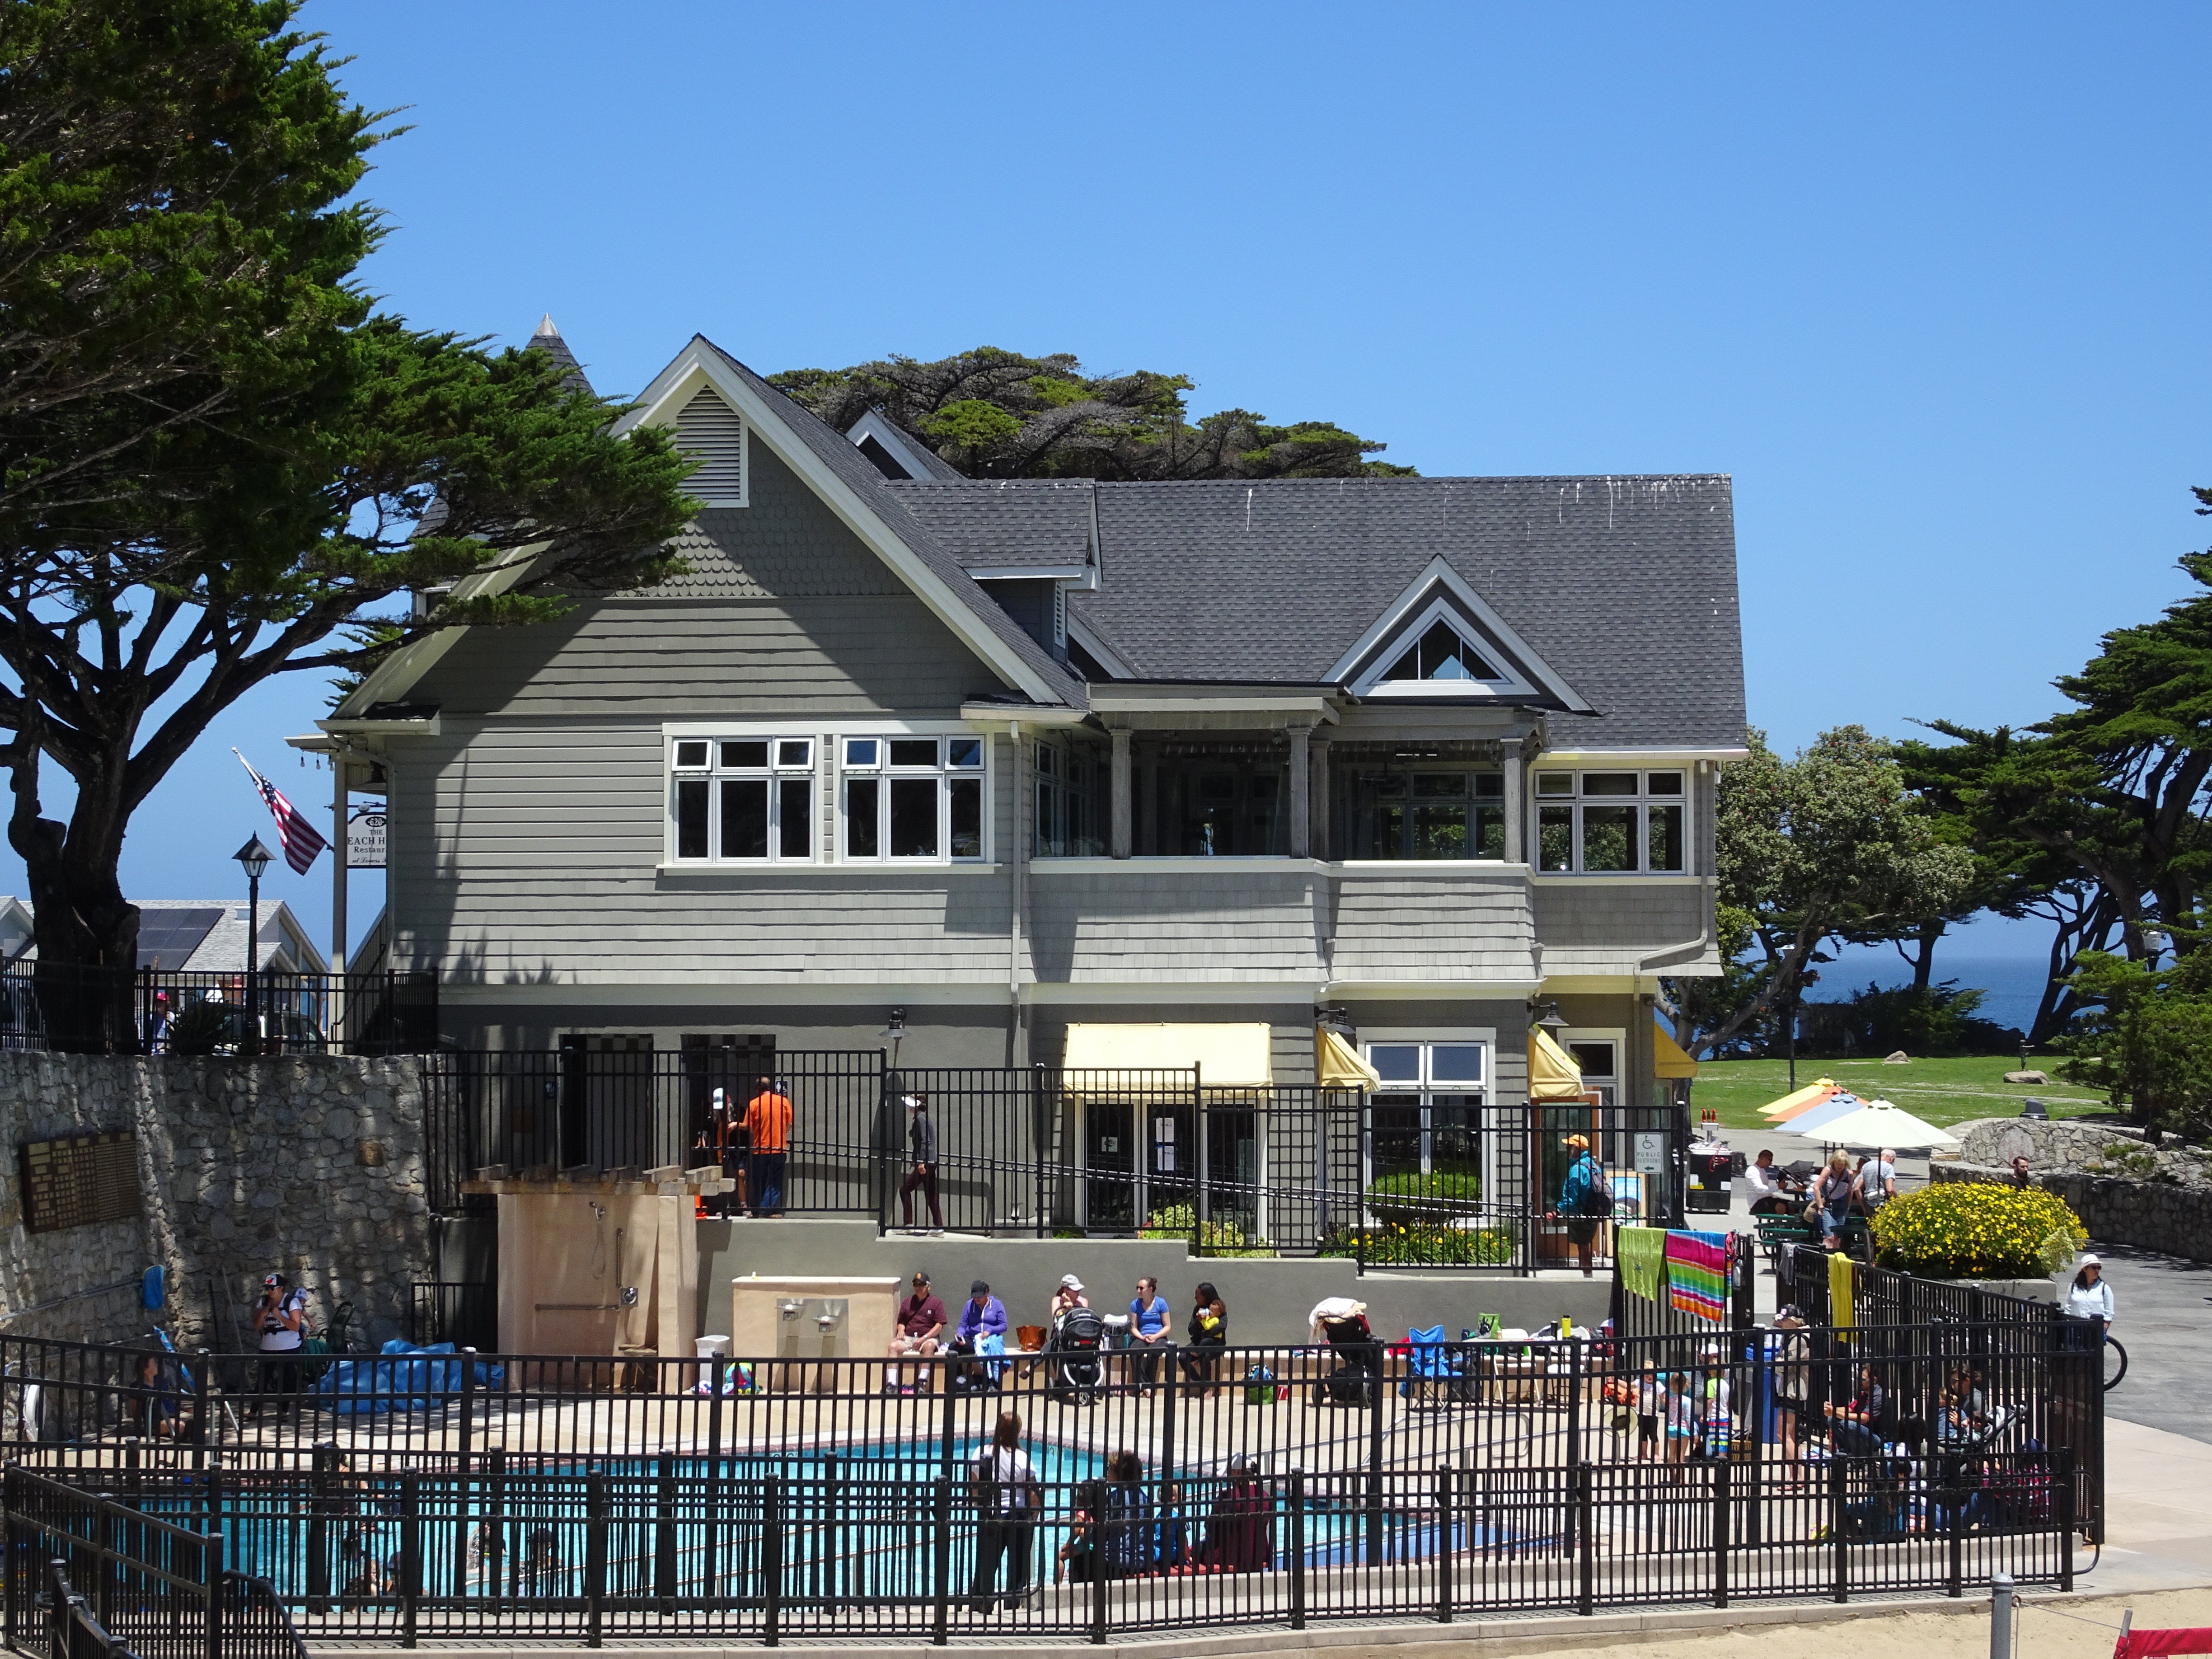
[
  {"x1": 1502, "y1": 737, "x2": 1525, "y2": 864},
  {"x1": 1287, "y1": 721, "x2": 1313, "y2": 859},
  {"x1": 1309, "y1": 733, "x2": 1331, "y2": 860},
  {"x1": 1110, "y1": 725, "x2": 1133, "y2": 859}
]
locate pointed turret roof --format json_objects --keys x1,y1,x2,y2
[{"x1": 527, "y1": 314, "x2": 593, "y2": 395}]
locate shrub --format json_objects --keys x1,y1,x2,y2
[
  {"x1": 1870, "y1": 1183, "x2": 2086, "y2": 1280},
  {"x1": 1319, "y1": 1222, "x2": 1516, "y2": 1266},
  {"x1": 1138, "y1": 1204, "x2": 1271, "y2": 1257},
  {"x1": 1794, "y1": 980, "x2": 2020, "y2": 1058},
  {"x1": 1361, "y1": 1168, "x2": 1483, "y2": 1226}
]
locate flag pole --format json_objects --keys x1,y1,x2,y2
[{"x1": 331, "y1": 742, "x2": 349, "y2": 1048}]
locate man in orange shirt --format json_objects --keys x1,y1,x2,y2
[{"x1": 743, "y1": 1073, "x2": 794, "y2": 1218}]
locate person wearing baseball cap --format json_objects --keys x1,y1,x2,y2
[
  {"x1": 250, "y1": 1271, "x2": 309, "y2": 1422},
  {"x1": 1554, "y1": 1134, "x2": 1606, "y2": 1277}
]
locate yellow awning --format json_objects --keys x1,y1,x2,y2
[
  {"x1": 1653, "y1": 1022, "x2": 1699, "y2": 1080},
  {"x1": 1758, "y1": 1078, "x2": 1838, "y2": 1118},
  {"x1": 1317, "y1": 1029, "x2": 1382, "y2": 1090},
  {"x1": 1061, "y1": 1023, "x2": 1273, "y2": 1087},
  {"x1": 1528, "y1": 1027, "x2": 1585, "y2": 1101}
]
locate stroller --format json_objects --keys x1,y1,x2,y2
[
  {"x1": 1048, "y1": 1307, "x2": 1107, "y2": 1404},
  {"x1": 1311, "y1": 1313, "x2": 1380, "y2": 1408}
]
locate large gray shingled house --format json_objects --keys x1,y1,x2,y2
[{"x1": 326, "y1": 327, "x2": 1744, "y2": 1131}]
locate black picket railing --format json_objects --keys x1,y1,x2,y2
[
  {"x1": 0, "y1": 963, "x2": 437, "y2": 1058},
  {"x1": 0, "y1": 1315, "x2": 2086, "y2": 1650},
  {"x1": 420, "y1": 1051, "x2": 1686, "y2": 1268}
]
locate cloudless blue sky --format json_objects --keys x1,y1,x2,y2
[{"x1": 15, "y1": 2, "x2": 2209, "y2": 977}]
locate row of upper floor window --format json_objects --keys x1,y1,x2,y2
[{"x1": 664, "y1": 729, "x2": 1695, "y2": 872}]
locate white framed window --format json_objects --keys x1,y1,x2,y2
[
  {"x1": 841, "y1": 735, "x2": 988, "y2": 862},
  {"x1": 1561, "y1": 1028, "x2": 1624, "y2": 1107},
  {"x1": 669, "y1": 736, "x2": 816, "y2": 863},
  {"x1": 1533, "y1": 770, "x2": 1687, "y2": 873},
  {"x1": 1361, "y1": 1033, "x2": 1491, "y2": 1178}
]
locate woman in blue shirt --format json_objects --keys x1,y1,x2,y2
[{"x1": 1127, "y1": 1276, "x2": 1170, "y2": 1394}]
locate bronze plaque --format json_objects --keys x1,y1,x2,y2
[{"x1": 18, "y1": 1131, "x2": 140, "y2": 1234}]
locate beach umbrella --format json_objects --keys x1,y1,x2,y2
[
  {"x1": 1790, "y1": 1098, "x2": 1960, "y2": 1152},
  {"x1": 1758, "y1": 1078, "x2": 1840, "y2": 1119},
  {"x1": 1777, "y1": 1091, "x2": 1863, "y2": 1134}
]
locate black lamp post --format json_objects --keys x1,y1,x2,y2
[{"x1": 233, "y1": 836, "x2": 274, "y2": 1050}]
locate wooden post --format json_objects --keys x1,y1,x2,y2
[
  {"x1": 1310, "y1": 734, "x2": 1331, "y2": 859},
  {"x1": 1287, "y1": 722, "x2": 1312, "y2": 860},
  {"x1": 1110, "y1": 727, "x2": 1132, "y2": 859},
  {"x1": 1502, "y1": 737, "x2": 1525, "y2": 865}
]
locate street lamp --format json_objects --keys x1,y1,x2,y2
[{"x1": 233, "y1": 836, "x2": 274, "y2": 1051}]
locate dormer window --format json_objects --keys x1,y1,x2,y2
[{"x1": 1380, "y1": 620, "x2": 1500, "y2": 684}]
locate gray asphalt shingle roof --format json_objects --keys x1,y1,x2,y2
[
  {"x1": 882, "y1": 480, "x2": 1095, "y2": 569},
  {"x1": 1069, "y1": 475, "x2": 1744, "y2": 748}
]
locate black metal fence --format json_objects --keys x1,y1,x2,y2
[
  {"x1": 0, "y1": 1318, "x2": 2089, "y2": 1646},
  {"x1": 0, "y1": 964, "x2": 437, "y2": 1058},
  {"x1": 421, "y1": 1051, "x2": 1686, "y2": 1269}
]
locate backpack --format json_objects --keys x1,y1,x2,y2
[{"x1": 1574, "y1": 1157, "x2": 1615, "y2": 1217}]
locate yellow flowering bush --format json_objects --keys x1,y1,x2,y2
[{"x1": 1870, "y1": 1182, "x2": 2086, "y2": 1279}]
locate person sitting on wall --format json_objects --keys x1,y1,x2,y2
[
  {"x1": 886, "y1": 1270, "x2": 947, "y2": 1396},
  {"x1": 132, "y1": 1353, "x2": 196, "y2": 1441},
  {"x1": 1823, "y1": 1364, "x2": 1888, "y2": 1457}
]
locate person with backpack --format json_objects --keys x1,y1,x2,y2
[
  {"x1": 1554, "y1": 1134, "x2": 1610, "y2": 1277},
  {"x1": 967, "y1": 1412, "x2": 1039, "y2": 1612}
]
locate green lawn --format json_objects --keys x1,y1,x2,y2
[{"x1": 1688, "y1": 1055, "x2": 2116, "y2": 1138}]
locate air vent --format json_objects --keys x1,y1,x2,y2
[{"x1": 675, "y1": 387, "x2": 747, "y2": 506}]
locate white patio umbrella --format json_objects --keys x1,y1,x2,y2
[{"x1": 1789, "y1": 1098, "x2": 1960, "y2": 1152}]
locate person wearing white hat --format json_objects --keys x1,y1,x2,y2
[
  {"x1": 2065, "y1": 1255, "x2": 2114, "y2": 1330},
  {"x1": 1048, "y1": 1274, "x2": 1089, "y2": 1325}
]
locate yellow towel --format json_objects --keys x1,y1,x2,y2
[
  {"x1": 1617, "y1": 1225, "x2": 1666, "y2": 1303},
  {"x1": 1829, "y1": 1251, "x2": 1856, "y2": 1331}
]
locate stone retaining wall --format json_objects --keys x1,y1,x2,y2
[
  {"x1": 1931, "y1": 1160, "x2": 2212, "y2": 1265},
  {"x1": 0, "y1": 1054, "x2": 432, "y2": 1347}
]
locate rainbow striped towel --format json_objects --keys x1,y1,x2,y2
[{"x1": 1664, "y1": 1229, "x2": 1729, "y2": 1323}]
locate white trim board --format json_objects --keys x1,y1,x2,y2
[{"x1": 1324, "y1": 557, "x2": 1593, "y2": 712}]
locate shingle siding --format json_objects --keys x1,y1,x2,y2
[
  {"x1": 1533, "y1": 882, "x2": 1713, "y2": 975},
  {"x1": 1329, "y1": 872, "x2": 1535, "y2": 982},
  {"x1": 1027, "y1": 871, "x2": 1326, "y2": 983}
]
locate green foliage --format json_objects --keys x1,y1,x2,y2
[
  {"x1": 2054, "y1": 949, "x2": 2212, "y2": 1142},
  {"x1": 1797, "y1": 981, "x2": 2021, "y2": 1058},
  {"x1": 1137, "y1": 1204, "x2": 1272, "y2": 1257},
  {"x1": 1671, "y1": 727, "x2": 1976, "y2": 1057},
  {"x1": 1360, "y1": 1168, "x2": 1483, "y2": 1225},
  {"x1": 769, "y1": 347, "x2": 1413, "y2": 481},
  {"x1": 1320, "y1": 1222, "x2": 1516, "y2": 1266},
  {"x1": 0, "y1": 4, "x2": 697, "y2": 1023},
  {"x1": 1870, "y1": 1183, "x2": 2086, "y2": 1279}
]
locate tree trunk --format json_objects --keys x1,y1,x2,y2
[
  {"x1": 7, "y1": 752, "x2": 140, "y2": 1053},
  {"x1": 1908, "y1": 919, "x2": 1943, "y2": 991}
]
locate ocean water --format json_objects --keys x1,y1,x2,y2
[{"x1": 1807, "y1": 949, "x2": 2053, "y2": 1037}]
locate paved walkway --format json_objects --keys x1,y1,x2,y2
[{"x1": 2087, "y1": 1240, "x2": 2212, "y2": 1445}]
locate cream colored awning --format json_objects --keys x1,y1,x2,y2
[
  {"x1": 1317, "y1": 1028, "x2": 1382, "y2": 1090},
  {"x1": 1062, "y1": 1023, "x2": 1273, "y2": 1087},
  {"x1": 1528, "y1": 1027, "x2": 1586, "y2": 1101}
]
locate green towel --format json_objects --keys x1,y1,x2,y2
[{"x1": 1617, "y1": 1224, "x2": 1666, "y2": 1302}]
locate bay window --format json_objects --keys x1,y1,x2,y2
[{"x1": 1534, "y1": 770, "x2": 1686, "y2": 873}]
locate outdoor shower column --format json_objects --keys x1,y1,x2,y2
[
  {"x1": 1110, "y1": 724, "x2": 1133, "y2": 858},
  {"x1": 1287, "y1": 721, "x2": 1313, "y2": 859}
]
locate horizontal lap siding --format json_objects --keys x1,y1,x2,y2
[
  {"x1": 390, "y1": 719, "x2": 1013, "y2": 983},
  {"x1": 1027, "y1": 873, "x2": 1323, "y2": 982},
  {"x1": 1330, "y1": 876, "x2": 1533, "y2": 981},
  {"x1": 1533, "y1": 882, "x2": 1712, "y2": 975}
]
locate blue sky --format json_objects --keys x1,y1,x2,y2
[{"x1": 13, "y1": 3, "x2": 2208, "y2": 972}]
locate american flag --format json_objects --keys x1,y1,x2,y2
[{"x1": 233, "y1": 750, "x2": 328, "y2": 875}]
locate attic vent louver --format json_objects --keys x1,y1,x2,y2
[{"x1": 675, "y1": 387, "x2": 747, "y2": 506}]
